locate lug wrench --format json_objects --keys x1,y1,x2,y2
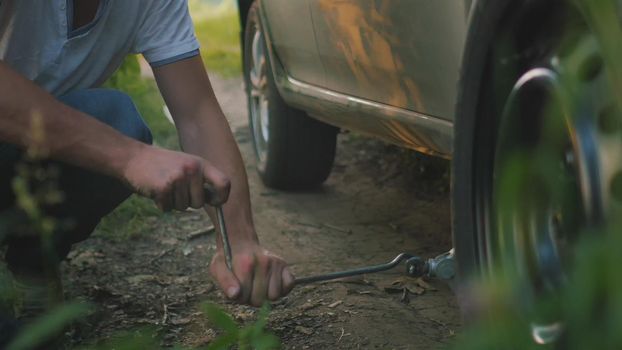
[
  {"x1": 205, "y1": 187, "x2": 455, "y2": 284},
  {"x1": 215, "y1": 206, "x2": 233, "y2": 270},
  {"x1": 295, "y1": 249, "x2": 456, "y2": 285},
  {"x1": 204, "y1": 185, "x2": 233, "y2": 271}
]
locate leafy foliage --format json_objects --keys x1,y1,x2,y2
[
  {"x1": 203, "y1": 303, "x2": 281, "y2": 350},
  {"x1": 6, "y1": 302, "x2": 92, "y2": 350}
]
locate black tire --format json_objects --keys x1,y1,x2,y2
[
  {"x1": 453, "y1": 0, "x2": 619, "y2": 320},
  {"x1": 243, "y1": 2, "x2": 338, "y2": 190},
  {"x1": 452, "y1": 0, "x2": 514, "y2": 285}
]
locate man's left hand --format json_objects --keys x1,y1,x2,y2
[{"x1": 209, "y1": 241, "x2": 295, "y2": 307}]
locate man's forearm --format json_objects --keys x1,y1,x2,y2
[
  {"x1": 153, "y1": 55, "x2": 294, "y2": 305},
  {"x1": 153, "y1": 56, "x2": 260, "y2": 246},
  {"x1": 176, "y1": 105, "x2": 258, "y2": 245},
  {"x1": 0, "y1": 61, "x2": 143, "y2": 179}
]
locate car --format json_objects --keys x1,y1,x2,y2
[{"x1": 236, "y1": 0, "x2": 622, "y2": 340}]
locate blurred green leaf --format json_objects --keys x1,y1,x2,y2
[
  {"x1": 251, "y1": 333, "x2": 280, "y2": 350},
  {"x1": 7, "y1": 302, "x2": 92, "y2": 350},
  {"x1": 202, "y1": 303, "x2": 239, "y2": 335},
  {"x1": 248, "y1": 304, "x2": 271, "y2": 340},
  {"x1": 88, "y1": 328, "x2": 160, "y2": 350},
  {"x1": 205, "y1": 332, "x2": 237, "y2": 350}
]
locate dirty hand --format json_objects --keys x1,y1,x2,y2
[
  {"x1": 122, "y1": 145, "x2": 231, "y2": 210},
  {"x1": 210, "y1": 241, "x2": 295, "y2": 306}
]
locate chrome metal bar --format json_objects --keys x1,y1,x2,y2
[
  {"x1": 294, "y1": 253, "x2": 416, "y2": 285},
  {"x1": 216, "y1": 206, "x2": 233, "y2": 271}
]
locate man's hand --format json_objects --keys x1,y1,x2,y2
[
  {"x1": 122, "y1": 145, "x2": 231, "y2": 210},
  {"x1": 209, "y1": 241, "x2": 295, "y2": 306},
  {"x1": 153, "y1": 56, "x2": 294, "y2": 306}
]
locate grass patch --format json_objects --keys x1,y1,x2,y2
[{"x1": 194, "y1": 12, "x2": 242, "y2": 77}]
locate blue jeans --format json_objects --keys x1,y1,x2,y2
[{"x1": 0, "y1": 89, "x2": 152, "y2": 274}]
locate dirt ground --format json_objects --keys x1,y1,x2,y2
[{"x1": 62, "y1": 74, "x2": 461, "y2": 349}]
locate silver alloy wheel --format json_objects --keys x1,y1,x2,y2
[
  {"x1": 248, "y1": 25, "x2": 270, "y2": 166},
  {"x1": 479, "y1": 28, "x2": 619, "y2": 344},
  {"x1": 492, "y1": 68, "x2": 581, "y2": 344}
]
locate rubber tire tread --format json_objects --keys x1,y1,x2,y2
[
  {"x1": 452, "y1": 0, "x2": 515, "y2": 281},
  {"x1": 243, "y1": 2, "x2": 338, "y2": 190}
]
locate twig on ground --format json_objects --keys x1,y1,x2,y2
[
  {"x1": 187, "y1": 225, "x2": 215, "y2": 240},
  {"x1": 162, "y1": 303, "x2": 169, "y2": 325},
  {"x1": 295, "y1": 221, "x2": 322, "y2": 229},
  {"x1": 323, "y1": 224, "x2": 353, "y2": 234},
  {"x1": 337, "y1": 328, "x2": 350, "y2": 343},
  {"x1": 295, "y1": 221, "x2": 353, "y2": 234},
  {"x1": 328, "y1": 300, "x2": 343, "y2": 308},
  {"x1": 149, "y1": 247, "x2": 175, "y2": 264},
  {"x1": 420, "y1": 314, "x2": 450, "y2": 331}
]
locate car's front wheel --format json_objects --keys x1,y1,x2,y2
[
  {"x1": 453, "y1": 0, "x2": 622, "y2": 342},
  {"x1": 243, "y1": 2, "x2": 338, "y2": 190}
]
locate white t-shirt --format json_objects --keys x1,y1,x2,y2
[{"x1": 0, "y1": 0, "x2": 200, "y2": 96}]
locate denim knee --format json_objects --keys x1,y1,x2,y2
[{"x1": 58, "y1": 89, "x2": 153, "y2": 145}]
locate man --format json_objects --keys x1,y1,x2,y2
[{"x1": 0, "y1": 0, "x2": 294, "y2": 331}]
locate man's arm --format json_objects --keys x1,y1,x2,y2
[
  {"x1": 0, "y1": 60, "x2": 230, "y2": 211},
  {"x1": 152, "y1": 55, "x2": 295, "y2": 306}
]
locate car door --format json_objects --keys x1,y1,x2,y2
[
  {"x1": 307, "y1": 0, "x2": 467, "y2": 121},
  {"x1": 261, "y1": 0, "x2": 325, "y2": 87}
]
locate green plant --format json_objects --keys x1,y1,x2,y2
[
  {"x1": 0, "y1": 118, "x2": 94, "y2": 349},
  {"x1": 7, "y1": 302, "x2": 92, "y2": 350},
  {"x1": 202, "y1": 303, "x2": 280, "y2": 350}
]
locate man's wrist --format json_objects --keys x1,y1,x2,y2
[
  {"x1": 115, "y1": 139, "x2": 149, "y2": 182},
  {"x1": 221, "y1": 212, "x2": 259, "y2": 248}
]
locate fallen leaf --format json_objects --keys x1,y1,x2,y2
[
  {"x1": 69, "y1": 250, "x2": 102, "y2": 266},
  {"x1": 182, "y1": 245, "x2": 194, "y2": 256},
  {"x1": 300, "y1": 300, "x2": 320, "y2": 311},
  {"x1": 295, "y1": 326, "x2": 314, "y2": 335},
  {"x1": 126, "y1": 274, "x2": 158, "y2": 285},
  {"x1": 174, "y1": 276, "x2": 191, "y2": 284},
  {"x1": 406, "y1": 285, "x2": 425, "y2": 295},
  {"x1": 415, "y1": 278, "x2": 437, "y2": 291},
  {"x1": 388, "y1": 277, "x2": 435, "y2": 297},
  {"x1": 383, "y1": 286, "x2": 404, "y2": 294}
]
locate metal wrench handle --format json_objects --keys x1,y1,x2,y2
[
  {"x1": 294, "y1": 253, "x2": 417, "y2": 285},
  {"x1": 215, "y1": 206, "x2": 233, "y2": 271},
  {"x1": 204, "y1": 185, "x2": 233, "y2": 271}
]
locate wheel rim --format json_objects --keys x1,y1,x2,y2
[
  {"x1": 475, "y1": 22, "x2": 620, "y2": 344},
  {"x1": 248, "y1": 24, "x2": 270, "y2": 166}
]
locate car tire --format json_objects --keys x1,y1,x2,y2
[
  {"x1": 453, "y1": 0, "x2": 621, "y2": 340},
  {"x1": 243, "y1": 2, "x2": 338, "y2": 190}
]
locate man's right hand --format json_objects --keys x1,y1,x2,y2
[{"x1": 122, "y1": 145, "x2": 230, "y2": 211}]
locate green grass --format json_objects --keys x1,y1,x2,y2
[{"x1": 194, "y1": 12, "x2": 242, "y2": 77}]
